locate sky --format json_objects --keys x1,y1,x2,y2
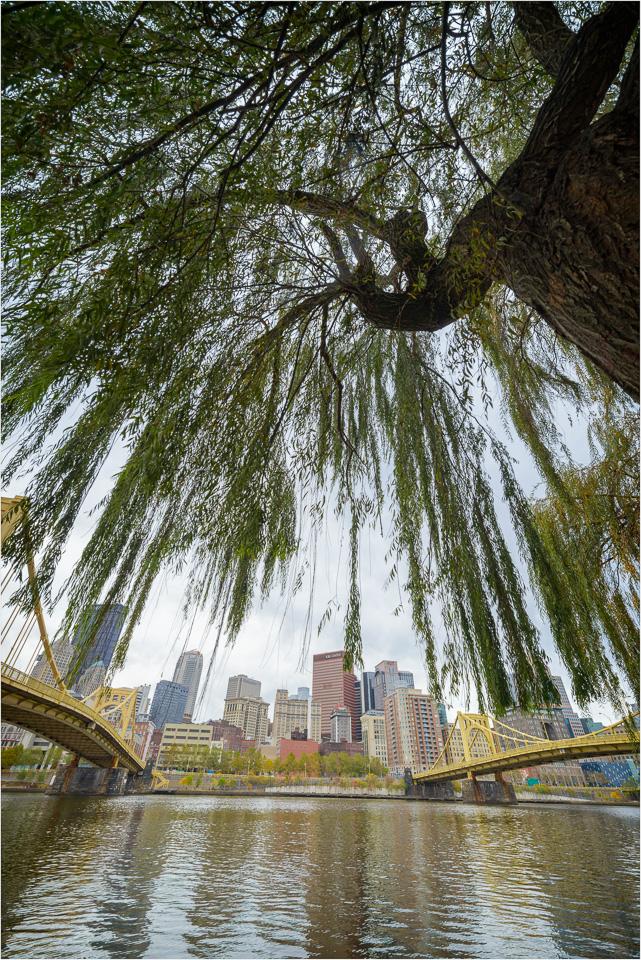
[{"x1": 3, "y1": 369, "x2": 627, "y2": 731}]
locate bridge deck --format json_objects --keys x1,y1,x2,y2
[
  {"x1": 1, "y1": 665, "x2": 144, "y2": 772},
  {"x1": 414, "y1": 731, "x2": 639, "y2": 784}
]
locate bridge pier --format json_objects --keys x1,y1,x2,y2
[
  {"x1": 461, "y1": 771, "x2": 518, "y2": 805},
  {"x1": 404, "y1": 769, "x2": 456, "y2": 800},
  {"x1": 47, "y1": 763, "x2": 137, "y2": 796}
]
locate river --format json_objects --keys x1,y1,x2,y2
[{"x1": 1, "y1": 795, "x2": 638, "y2": 959}]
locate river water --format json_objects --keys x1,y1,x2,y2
[{"x1": 1, "y1": 795, "x2": 639, "y2": 959}]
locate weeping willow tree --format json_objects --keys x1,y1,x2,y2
[{"x1": 2, "y1": 1, "x2": 638, "y2": 713}]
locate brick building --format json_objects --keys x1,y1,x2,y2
[
  {"x1": 205, "y1": 719, "x2": 244, "y2": 753},
  {"x1": 279, "y1": 738, "x2": 320, "y2": 761}
]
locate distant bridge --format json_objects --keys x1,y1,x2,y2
[
  {"x1": 414, "y1": 711, "x2": 639, "y2": 786},
  {"x1": 1, "y1": 495, "x2": 143, "y2": 775}
]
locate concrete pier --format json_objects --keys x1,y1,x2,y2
[
  {"x1": 461, "y1": 773, "x2": 518, "y2": 804},
  {"x1": 404, "y1": 769, "x2": 456, "y2": 801},
  {"x1": 46, "y1": 763, "x2": 136, "y2": 797}
]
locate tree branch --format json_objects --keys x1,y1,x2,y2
[
  {"x1": 615, "y1": 35, "x2": 639, "y2": 118},
  {"x1": 88, "y1": 5, "x2": 393, "y2": 186},
  {"x1": 442, "y1": 4, "x2": 521, "y2": 213},
  {"x1": 521, "y1": 2, "x2": 639, "y2": 161},
  {"x1": 319, "y1": 224, "x2": 352, "y2": 282},
  {"x1": 513, "y1": 2, "x2": 574, "y2": 78},
  {"x1": 276, "y1": 189, "x2": 385, "y2": 240}
]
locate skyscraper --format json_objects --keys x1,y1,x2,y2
[
  {"x1": 352, "y1": 679, "x2": 362, "y2": 741},
  {"x1": 71, "y1": 604, "x2": 126, "y2": 676},
  {"x1": 136, "y1": 684, "x2": 151, "y2": 716},
  {"x1": 360, "y1": 671, "x2": 376, "y2": 715},
  {"x1": 172, "y1": 650, "x2": 204, "y2": 721},
  {"x1": 361, "y1": 710, "x2": 388, "y2": 766},
  {"x1": 330, "y1": 705, "x2": 352, "y2": 742},
  {"x1": 75, "y1": 661, "x2": 107, "y2": 699},
  {"x1": 311, "y1": 650, "x2": 357, "y2": 739},
  {"x1": 273, "y1": 688, "x2": 322, "y2": 743},
  {"x1": 549, "y1": 675, "x2": 585, "y2": 738},
  {"x1": 149, "y1": 680, "x2": 190, "y2": 728},
  {"x1": 222, "y1": 694, "x2": 269, "y2": 742},
  {"x1": 226, "y1": 674, "x2": 262, "y2": 699},
  {"x1": 372, "y1": 660, "x2": 415, "y2": 711},
  {"x1": 31, "y1": 639, "x2": 76, "y2": 686}
]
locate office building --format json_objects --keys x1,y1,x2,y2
[
  {"x1": 311, "y1": 650, "x2": 358, "y2": 739},
  {"x1": 279, "y1": 738, "x2": 319, "y2": 761},
  {"x1": 222, "y1": 695, "x2": 269, "y2": 743},
  {"x1": 372, "y1": 660, "x2": 415, "y2": 711},
  {"x1": 384, "y1": 687, "x2": 443, "y2": 777},
  {"x1": 273, "y1": 688, "x2": 322, "y2": 743},
  {"x1": 550, "y1": 675, "x2": 585, "y2": 737},
  {"x1": 159, "y1": 723, "x2": 214, "y2": 762},
  {"x1": 71, "y1": 603, "x2": 126, "y2": 675},
  {"x1": 226, "y1": 674, "x2": 262, "y2": 700},
  {"x1": 330, "y1": 705, "x2": 352, "y2": 742},
  {"x1": 360, "y1": 671, "x2": 376, "y2": 715},
  {"x1": 1, "y1": 724, "x2": 23, "y2": 749},
  {"x1": 519, "y1": 762, "x2": 585, "y2": 787},
  {"x1": 437, "y1": 703, "x2": 448, "y2": 729},
  {"x1": 149, "y1": 680, "x2": 190, "y2": 728},
  {"x1": 31, "y1": 639, "x2": 76, "y2": 687},
  {"x1": 579, "y1": 760, "x2": 635, "y2": 787},
  {"x1": 361, "y1": 710, "x2": 388, "y2": 767},
  {"x1": 580, "y1": 717, "x2": 603, "y2": 734},
  {"x1": 353, "y1": 679, "x2": 361, "y2": 733},
  {"x1": 499, "y1": 706, "x2": 568, "y2": 745},
  {"x1": 136, "y1": 684, "x2": 151, "y2": 716},
  {"x1": 74, "y1": 660, "x2": 107, "y2": 699},
  {"x1": 172, "y1": 650, "x2": 204, "y2": 721}
]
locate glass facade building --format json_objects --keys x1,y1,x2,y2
[
  {"x1": 149, "y1": 680, "x2": 190, "y2": 728},
  {"x1": 172, "y1": 650, "x2": 203, "y2": 721},
  {"x1": 71, "y1": 604, "x2": 126, "y2": 676}
]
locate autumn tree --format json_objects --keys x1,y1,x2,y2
[{"x1": 1, "y1": 2, "x2": 638, "y2": 714}]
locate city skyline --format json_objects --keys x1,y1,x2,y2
[{"x1": 108, "y1": 647, "x2": 608, "y2": 740}]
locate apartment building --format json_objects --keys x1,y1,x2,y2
[{"x1": 384, "y1": 688, "x2": 443, "y2": 777}]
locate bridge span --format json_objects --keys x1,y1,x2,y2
[
  {"x1": 1, "y1": 664, "x2": 144, "y2": 772},
  {"x1": 414, "y1": 711, "x2": 639, "y2": 787},
  {"x1": 1, "y1": 495, "x2": 144, "y2": 779}
]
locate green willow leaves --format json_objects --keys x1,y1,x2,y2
[{"x1": 2, "y1": 1, "x2": 637, "y2": 713}]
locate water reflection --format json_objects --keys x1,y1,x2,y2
[{"x1": 2, "y1": 796, "x2": 639, "y2": 959}]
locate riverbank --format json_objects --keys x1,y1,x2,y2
[{"x1": 2, "y1": 778, "x2": 638, "y2": 805}]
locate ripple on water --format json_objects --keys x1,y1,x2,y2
[{"x1": 1, "y1": 795, "x2": 639, "y2": 959}]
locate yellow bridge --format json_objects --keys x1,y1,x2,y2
[
  {"x1": 414, "y1": 711, "x2": 639, "y2": 785},
  {"x1": 1, "y1": 496, "x2": 144, "y2": 775}
]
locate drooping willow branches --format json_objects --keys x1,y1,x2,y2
[{"x1": 2, "y1": 1, "x2": 638, "y2": 713}]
